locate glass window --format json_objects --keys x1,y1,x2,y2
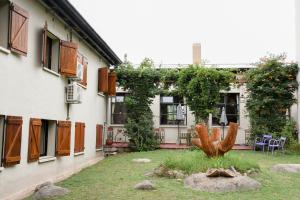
[
  {"x1": 111, "y1": 93, "x2": 128, "y2": 124},
  {"x1": 160, "y1": 96, "x2": 187, "y2": 125},
  {"x1": 212, "y1": 93, "x2": 239, "y2": 126}
]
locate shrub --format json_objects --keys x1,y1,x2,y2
[
  {"x1": 162, "y1": 150, "x2": 259, "y2": 174},
  {"x1": 246, "y1": 54, "x2": 298, "y2": 137}
]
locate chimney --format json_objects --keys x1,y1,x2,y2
[{"x1": 192, "y1": 43, "x2": 201, "y2": 65}]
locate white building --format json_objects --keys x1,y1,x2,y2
[{"x1": 0, "y1": 0, "x2": 121, "y2": 199}]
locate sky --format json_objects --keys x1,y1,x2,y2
[{"x1": 69, "y1": 0, "x2": 295, "y2": 65}]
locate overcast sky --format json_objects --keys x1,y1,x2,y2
[{"x1": 69, "y1": 0, "x2": 295, "y2": 65}]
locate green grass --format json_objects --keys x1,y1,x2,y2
[
  {"x1": 162, "y1": 150, "x2": 259, "y2": 174},
  {"x1": 26, "y1": 150, "x2": 300, "y2": 200}
]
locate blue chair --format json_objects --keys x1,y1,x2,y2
[
  {"x1": 253, "y1": 134, "x2": 272, "y2": 151},
  {"x1": 267, "y1": 137, "x2": 286, "y2": 154}
]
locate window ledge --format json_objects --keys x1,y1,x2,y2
[
  {"x1": 43, "y1": 67, "x2": 61, "y2": 77},
  {"x1": 0, "y1": 167, "x2": 4, "y2": 172},
  {"x1": 0, "y1": 46, "x2": 11, "y2": 54},
  {"x1": 38, "y1": 156, "x2": 56, "y2": 164},
  {"x1": 74, "y1": 152, "x2": 84, "y2": 156},
  {"x1": 160, "y1": 125, "x2": 188, "y2": 128},
  {"x1": 110, "y1": 124, "x2": 125, "y2": 127},
  {"x1": 97, "y1": 92, "x2": 106, "y2": 97},
  {"x1": 96, "y1": 148, "x2": 103, "y2": 152},
  {"x1": 78, "y1": 83, "x2": 87, "y2": 89}
]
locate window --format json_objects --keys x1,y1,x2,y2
[
  {"x1": 40, "y1": 120, "x2": 56, "y2": 158},
  {"x1": 111, "y1": 93, "x2": 128, "y2": 124},
  {"x1": 160, "y1": 96, "x2": 187, "y2": 125},
  {"x1": 212, "y1": 93, "x2": 240, "y2": 126},
  {"x1": 42, "y1": 31, "x2": 60, "y2": 73},
  {"x1": 0, "y1": 2, "x2": 29, "y2": 56}
]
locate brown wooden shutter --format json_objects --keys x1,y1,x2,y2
[
  {"x1": 74, "y1": 122, "x2": 85, "y2": 153},
  {"x1": 56, "y1": 121, "x2": 71, "y2": 156},
  {"x1": 96, "y1": 124, "x2": 103, "y2": 149},
  {"x1": 108, "y1": 71, "x2": 117, "y2": 96},
  {"x1": 74, "y1": 122, "x2": 81, "y2": 153},
  {"x1": 3, "y1": 116, "x2": 23, "y2": 166},
  {"x1": 80, "y1": 123, "x2": 85, "y2": 152},
  {"x1": 60, "y1": 41, "x2": 78, "y2": 77},
  {"x1": 28, "y1": 118, "x2": 42, "y2": 162},
  {"x1": 98, "y1": 68, "x2": 108, "y2": 93},
  {"x1": 9, "y1": 3, "x2": 29, "y2": 56}
]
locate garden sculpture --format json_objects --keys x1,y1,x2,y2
[{"x1": 192, "y1": 122, "x2": 238, "y2": 157}]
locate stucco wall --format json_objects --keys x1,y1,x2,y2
[{"x1": 0, "y1": 0, "x2": 109, "y2": 199}]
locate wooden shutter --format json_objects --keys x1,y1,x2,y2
[
  {"x1": 108, "y1": 71, "x2": 117, "y2": 96},
  {"x1": 3, "y1": 116, "x2": 23, "y2": 166},
  {"x1": 74, "y1": 122, "x2": 85, "y2": 153},
  {"x1": 98, "y1": 68, "x2": 108, "y2": 93},
  {"x1": 56, "y1": 121, "x2": 71, "y2": 156},
  {"x1": 60, "y1": 41, "x2": 78, "y2": 77},
  {"x1": 80, "y1": 123, "x2": 85, "y2": 152},
  {"x1": 96, "y1": 124, "x2": 103, "y2": 149},
  {"x1": 9, "y1": 3, "x2": 29, "y2": 56},
  {"x1": 28, "y1": 118, "x2": 42, "y2": 162}
]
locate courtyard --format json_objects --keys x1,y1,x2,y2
[{"x1": 28, "y1": 150, "x2": 300, "y2": 200}]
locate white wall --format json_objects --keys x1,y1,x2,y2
[
  {"x1": 0, "y1": 0, "x2": 110, "y2": 199},
  {"x1": 109, "y1": 84, "x2": 249, "y2": 145}
]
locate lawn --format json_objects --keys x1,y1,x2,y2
[{"x1": 29, "y1": 150, "x2": 300, "y2": 200}]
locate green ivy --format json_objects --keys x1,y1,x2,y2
[
  {"x1": 246, "y1": 54, "x2": 298, "y2": 137},
  {"x1": 177, "y1": 65, "x2": 234, "y2": 123},
  {"x1": 116, "y1": 58, "x2": 161, "y2": 151}
]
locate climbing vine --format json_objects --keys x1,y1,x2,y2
[
  {"x1": 116, "y1": 58, "x2": 161, "y2": 151},
  {"x1": 246, "y1": 54, "x2": 298, "y2": 138}
]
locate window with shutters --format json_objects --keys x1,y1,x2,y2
[
  {"x1": 42, "y1": 30, "x2": 60, "y2": 74},
  {"x1": 39, "y1": 120, "x2": 56, "y2": 158},
  {"x1": 74, "y1": 122, "x2": 85, "y2": 154},
  {"x1": 56, "y1": 121, "x2": 71, "y2": 156},
  {"x1": 0, "y1": 1, "x2": 9, "y2": 49},
  {"x1": 98, "y1": 67, "x2": 108, "y2": 94},
  {"x1": 0, "y1": 115, "x2": 5, "y2": 167}
]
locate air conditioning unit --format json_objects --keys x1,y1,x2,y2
[{"x1": 66, "y1": 82, "x2": 82, "y2": 104}]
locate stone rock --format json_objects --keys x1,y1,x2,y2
[
  {"x1": 132, "y1": 158, "x2": 151, "y2": 163},
  {"x1": 32, "y1": 182, "x2": 69, "y2": 200},
  {"x1": 144, "y1": 170, "x2": 155, "y2": 177},
  {"x1": 272, "y1": 164, "x2": 300, "y2": 173},
  {"x1": 184, "y1": 173, "x2": 261, "y2": 192},
  {"x1": 153, "y1": 167, "x2": 186, "y2": 179},
  {"x1": 134, "y1": 180, "x2": 155, "y2": 190}
]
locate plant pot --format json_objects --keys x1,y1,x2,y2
[{"x1": 106, "y1": 139, "x2": 113, "y2": 145}]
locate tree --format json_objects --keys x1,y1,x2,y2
[{"x1": 246, "y1": 54, "x2": 298, "y2": 137}]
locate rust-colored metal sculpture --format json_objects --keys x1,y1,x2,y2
[{"x1": 192, "y1": 122, "x2": 238, "y2": 157}]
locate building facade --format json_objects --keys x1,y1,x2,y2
[{"x1": 0, "y1": 0, "x2": 121, "y2": 199}]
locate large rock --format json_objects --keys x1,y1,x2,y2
[
  {"x1": 132, "y1": 158, "x2": 151, "y2": 163},
  {"x1": 153, "y1": 166, "x2": 186, "y2": 179},
  {"x1": 134, "y1": 180, "x2": 155, "y2": 190},
  {"x1": 184, "y1": 173, "x2": 261, "y2": 192},
  {"x1": 272, "y1": 164, "x2": 300, "y2": 173},
  {"x1": 32, "y1": 182, "x2": 69, "y2": 200}
]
